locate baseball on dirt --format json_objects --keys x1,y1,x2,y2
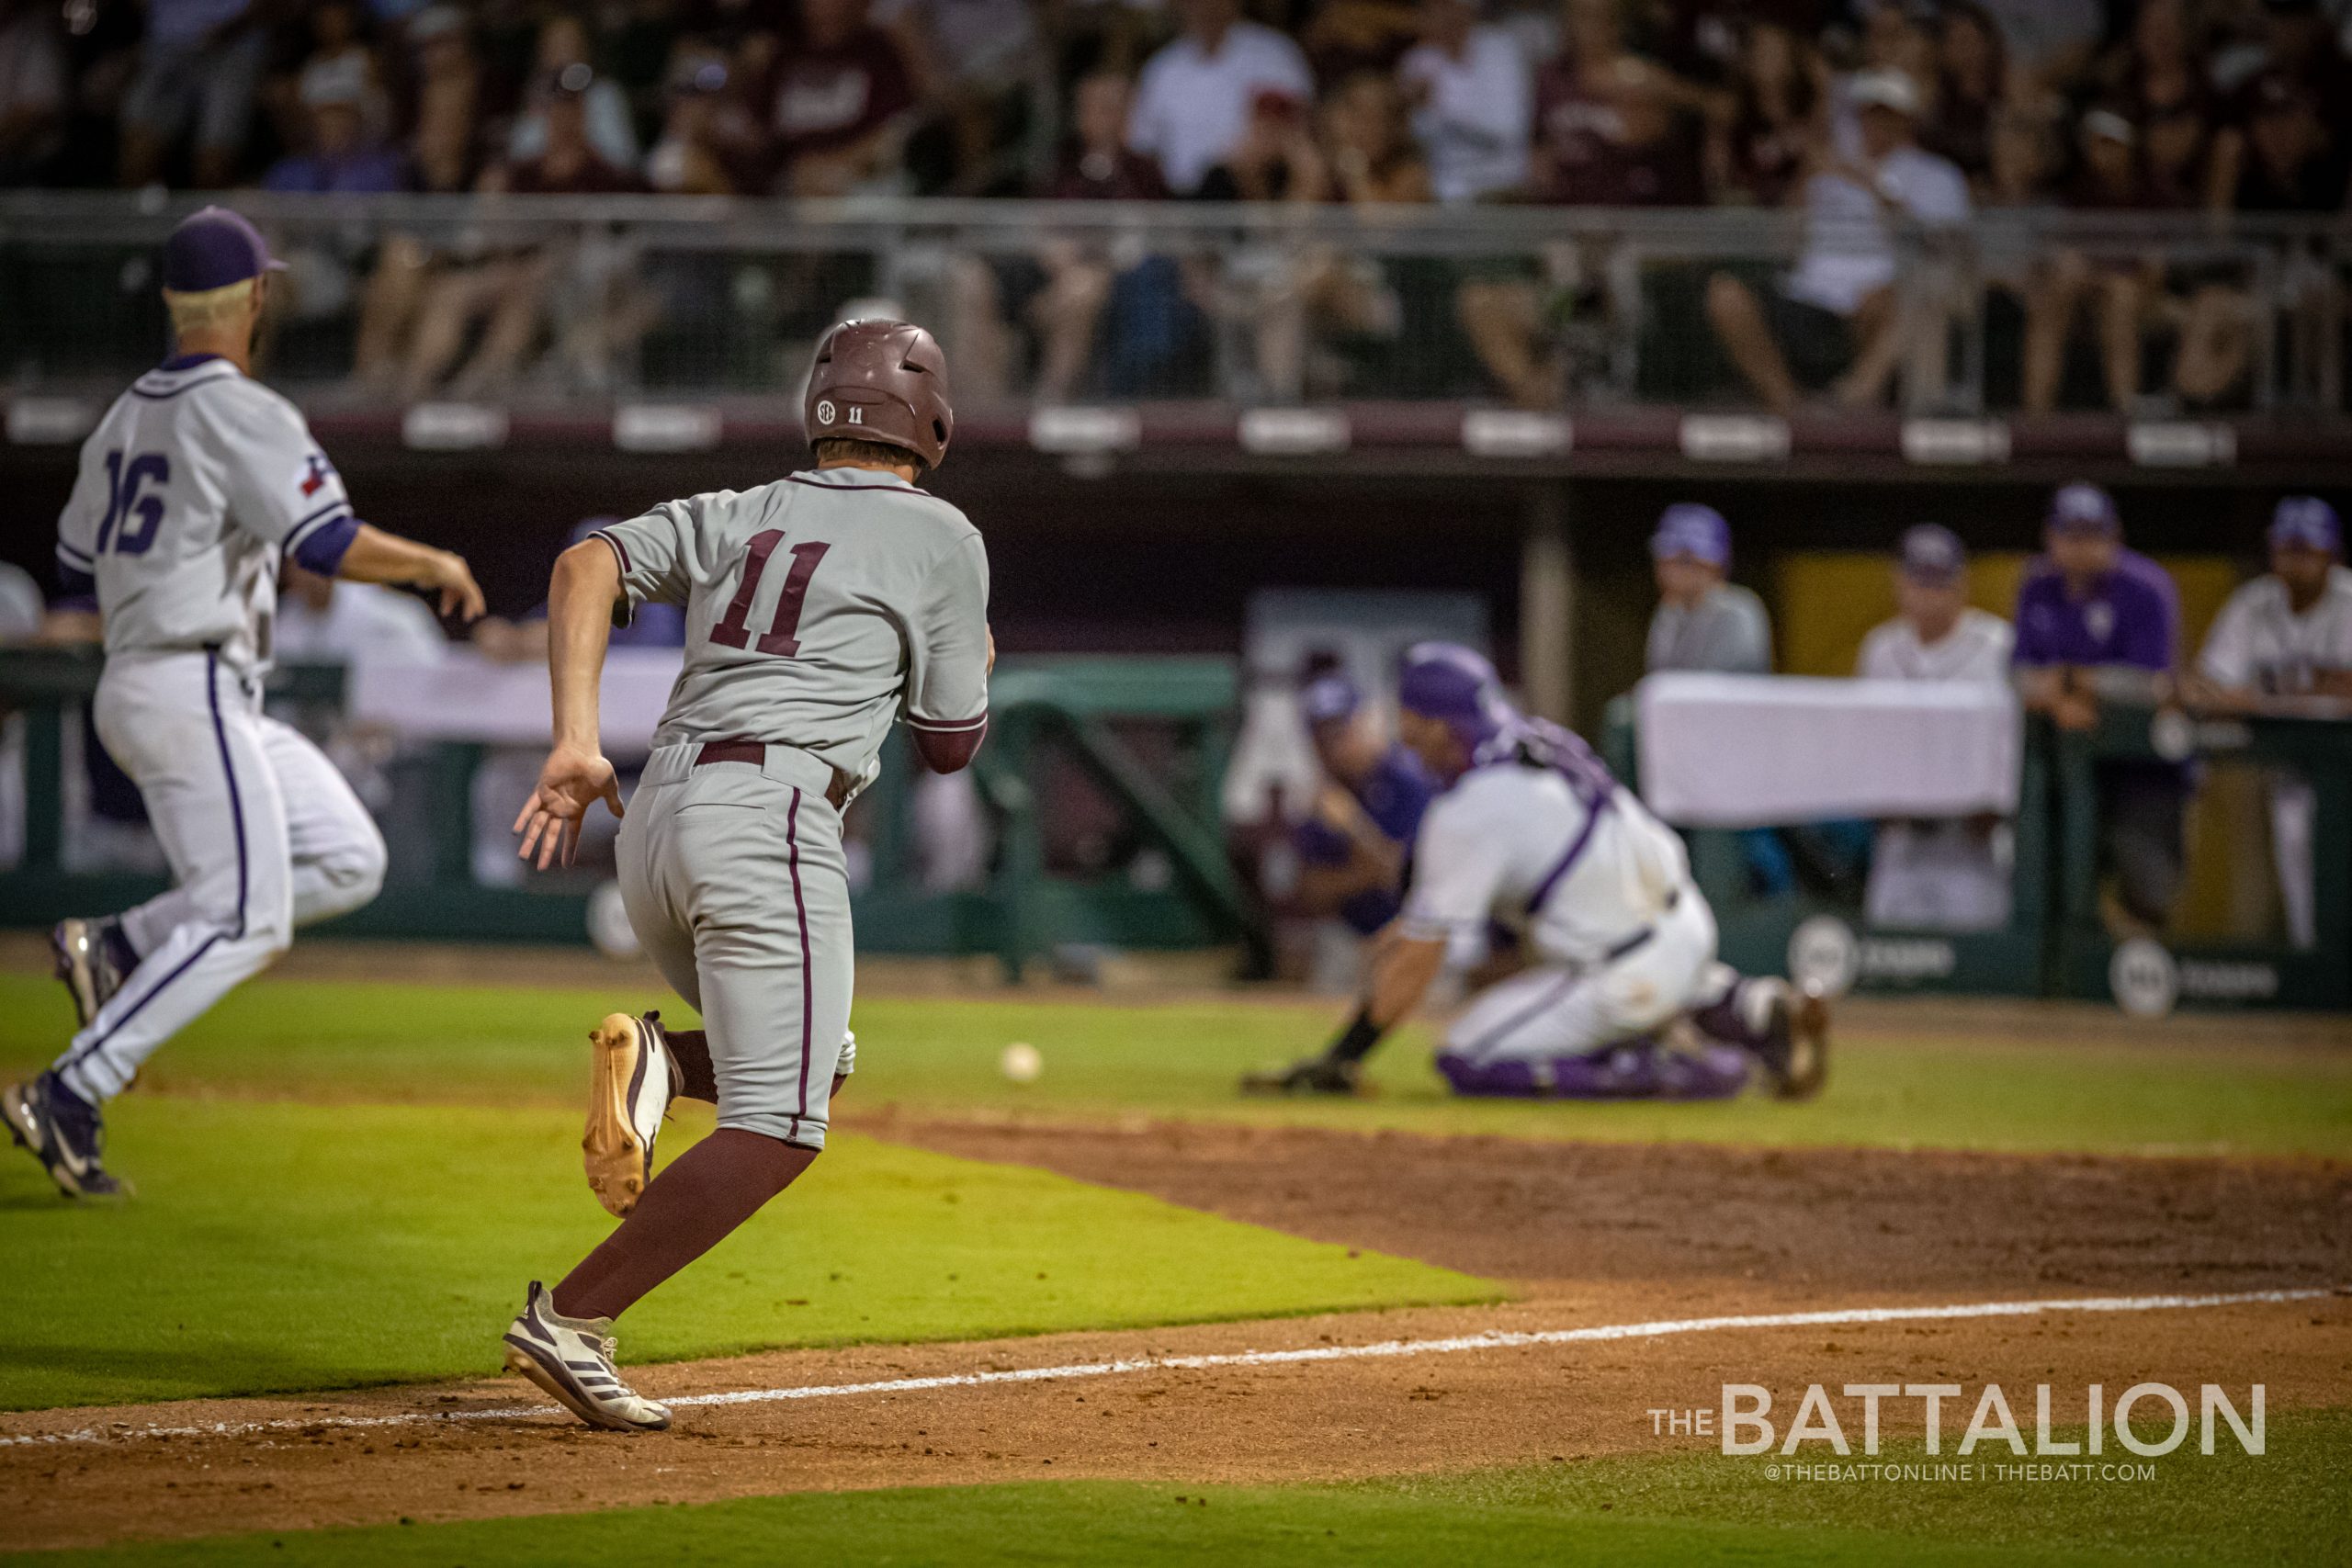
[{"x1": 1000, "y1": 1042, "x2": 1043, "y2": 1083}]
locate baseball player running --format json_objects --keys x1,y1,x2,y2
[
  {"x1": 6, "y1": 207, "x2": 486, "y2": 1199},
  {"x1": 502, "y1": 320, "x2": 989, "y2": 1432},
  {"x1": 1249, "y1": 644, "x2": 1827, "y2": 1100}
]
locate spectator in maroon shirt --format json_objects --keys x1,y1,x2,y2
[
  {"x1": 765, "y1": 0, "x2": 917, "y2": 195},
  {"x1": 2093, "y1": 0, "x2": 2212, "y2": 132},
  {"x1": 2229, "y1": 0, "x2": 2352, "y2": 148},
  {"x1": 952, "y1": 72, "x2": 1173, "y2": 403},
  {"x1": 1706, "y1": 14, "x2": 1822, "y2": 207},
  {"x1": 1529, "y1": 0, "x2": 1705, "y2": 207},
  {"x1": 1921, "y1": 0, "x2": 2005, "y2": 191},
  {"x1": 646, "y1": 54, "x2": 770, "y2": 194},
  {"x1": 2170, "y1": 71, "x2": 2349, "y2": 409},
  {"x1": 492, "y1": 68, "x2": 650, "y2": 194},
  {"x1": 2230, "y1": 71, "x2": 2347, "y2": 212}
]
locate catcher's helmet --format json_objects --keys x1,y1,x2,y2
[{"x1": 803, "y1": 318, "x2": 954, "y2": 470}]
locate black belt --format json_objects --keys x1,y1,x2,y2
[{"x1": 1601, "y1": 887, "x2": 1680, "y2": 963}]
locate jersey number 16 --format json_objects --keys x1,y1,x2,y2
[
  {"x1": 709, "y1": 530, "x2": 830, "y2": 658},
  {"x1": 95, "y1": 450, "x2": 171, "y2": 558}
]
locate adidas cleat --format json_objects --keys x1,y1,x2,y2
[
  {"x1": 582, "y1": 1010, "x2": 678, "y2": 1217},
  {"x1": 502, "y1": 1281, "x2": 671, "y2": 1432}
]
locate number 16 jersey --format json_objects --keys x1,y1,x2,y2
[
  {"x1": 57, "y1": 355, "x2": 358, "y2": 675},
  {"x1": 594, "y1": 466, "x2": 990, "y2": 776}
]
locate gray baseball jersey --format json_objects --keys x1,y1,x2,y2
[
  {"x1": 593, "y1": 467, "x2": 989, "y2": 774},
  {"x1": 2198, "y1": 566, "x2": 2352, "y2": 694},
  {"x1": 56, "y1": 355, "x2": 358, "y2": 673}
]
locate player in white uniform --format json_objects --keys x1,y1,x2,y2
[
  {"x1": 1250, "y1": 644, "x2": 1826, "y2": 1100},
  {"x1": 2191, "y1": 497, "x2": 2352, "y2": 949},
  {"x1": 1855, "y1": 525, "x2": 2015, "y2": 931},
  {"x1": 501, "y1": 321, "x2": 990, "y2": 1432},
  {"x1": 5, "y1": 208, "x2": 486, "y2": 1199}
]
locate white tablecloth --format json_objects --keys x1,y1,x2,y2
[
  {"x1": 1634, "y1": 672, "x2": 2020, "y2": 828},
  {"x1": 348, "y1": 647, "x2": 684, "y2": 755}
]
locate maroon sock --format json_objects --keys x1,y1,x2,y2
[
  {"x1": 551, "y1": 1127, "x2": 815, "y2": 1321},
  {"x1": 663, "y1": 1028, "x2": 718, "y2": 1102}
]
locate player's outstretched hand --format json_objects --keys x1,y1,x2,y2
[
  {"x1": 428, "y1": 550, "x2": 489, "y2": 623},
  {"x1": 514, "y1": 742, "x2": 624, "y2": 870}
]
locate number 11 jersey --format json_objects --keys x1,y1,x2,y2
[
  {"x1": 57, "y1": 354, "x2": 358, "y2": 675},
  {"x1": 594, "y1": 466, "x2": 990, "y2": 777}
]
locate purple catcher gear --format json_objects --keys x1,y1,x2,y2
[{"x1": 1435, "y1": 1040, "x2": 1750, "y2": 1100}]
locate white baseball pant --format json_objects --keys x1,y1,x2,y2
[
  {"x1": 1443, "y1": 887, "x2": 1727, "y2": 1062},
  {"x1": 52, "y1": 651, "x2": 387, "y2": 1102}
]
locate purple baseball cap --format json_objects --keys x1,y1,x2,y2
[
  {"x1": 1897, "y1": 523, "x2": 1967, "y2": 583},
  {"x1": 1396, "y1": 642, "x2": 1511, "y2": 752},
  {"x1": 2268, "y1": 496, "x2": 2341, "y2": 553},
  {"x1": 1651, "y1": 503, "x2": 1732, "y2": 567},
  {"x1": 2046, "y1": 482, "x2": 2120, "y2": 536},
  {"x1": 1299, "y1": 672, "x2": 1363, "y2": 728},
  {"x1": 162, "y1": 206, "x2": 286, "y2": 293}
]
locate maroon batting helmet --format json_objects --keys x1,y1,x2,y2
[{"x1": 803, "y1": 318, "x2": 954, "y2": 470}]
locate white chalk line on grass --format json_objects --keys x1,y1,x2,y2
[{"x1": 2, "y1": 1286, "x2": 2335, "y2": 1451}]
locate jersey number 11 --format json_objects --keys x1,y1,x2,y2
[{"x1": 709, "y1": 531, "x2": 830, "y2": 657}]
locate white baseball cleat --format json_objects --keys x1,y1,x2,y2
[
  {"x1": 502, "y1": 1281, "x2": 672, "y2": 1433},
  {"x1": 582, "y1": 1010, "x2": 678, "y2": 1217}
]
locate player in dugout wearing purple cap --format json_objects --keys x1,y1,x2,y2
[
  {"x1": 2188, "y1": 496, "x2": 2352, "y2": 950},
  {"x1": 2011, "y1": 482, "x2": 2184, "y2": 934},
  {"x1": 1856, "y1": 525, "x2": 2016, "y2": 932},
  {"x1": 1287, "y1": 667, "x2": 1437, "y2": 942}
]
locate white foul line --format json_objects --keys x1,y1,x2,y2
[{"x1": 1, "y1": 1286, "x2": 2335, "y2": 1450}]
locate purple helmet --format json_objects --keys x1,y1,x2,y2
[{"x1": 1396, "y1": 642, "x2": 1514, "y2": 754}]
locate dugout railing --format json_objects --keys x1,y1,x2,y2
[
  {"x1": 0, "y1": 647, "x2": 1259, "y2": 972},
  {"x1": 2051, "y1": 701, "x2": 2352, "y2": 1012},
  {"x1": 2, "y1": 193, "x2": 2348, "y2": 420},
  {"x1": 1605, "y1": 692, "x2": 2352, "y2": 1011}
]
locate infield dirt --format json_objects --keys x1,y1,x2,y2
[{"x1": 3, "y1": 1125, "x2": 2345, "y2": 1553}]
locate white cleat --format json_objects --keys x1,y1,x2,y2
[
  {"x1": 502, "y1": 1280, "x2": 672, "y2": 1433},
  {"x1": 583, "y1": 1010, "x2": 678, "y2": 1217}
]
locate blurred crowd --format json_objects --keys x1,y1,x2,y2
[
  {"x1": 6, "y1": 0, "x2": 2347, "y2": 209},
  {"x1": 6, "y1": 0, "x2": 2352, "y2": 408}
]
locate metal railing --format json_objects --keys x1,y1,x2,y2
[{"x1": 2, "y1": 192, "x2": 2346, "y2": 415}]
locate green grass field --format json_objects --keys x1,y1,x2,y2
[
  {"x1": 18, "y1": 1414, "x2": 2351, "y2": 1568},
  {"x1": 4, "y1": 965, "x2": 2346, "y2": 1563},
  {"x1": 5, "y1": 975, "x2": 2349, "y2": 1159},
  {"x1": 0, "y1": 1094, "x2": 1492, "y2": 1410}
]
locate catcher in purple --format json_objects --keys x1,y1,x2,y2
[{"x1": 1247, "y1": 643, "x2": 1828, "y2": 1100}]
